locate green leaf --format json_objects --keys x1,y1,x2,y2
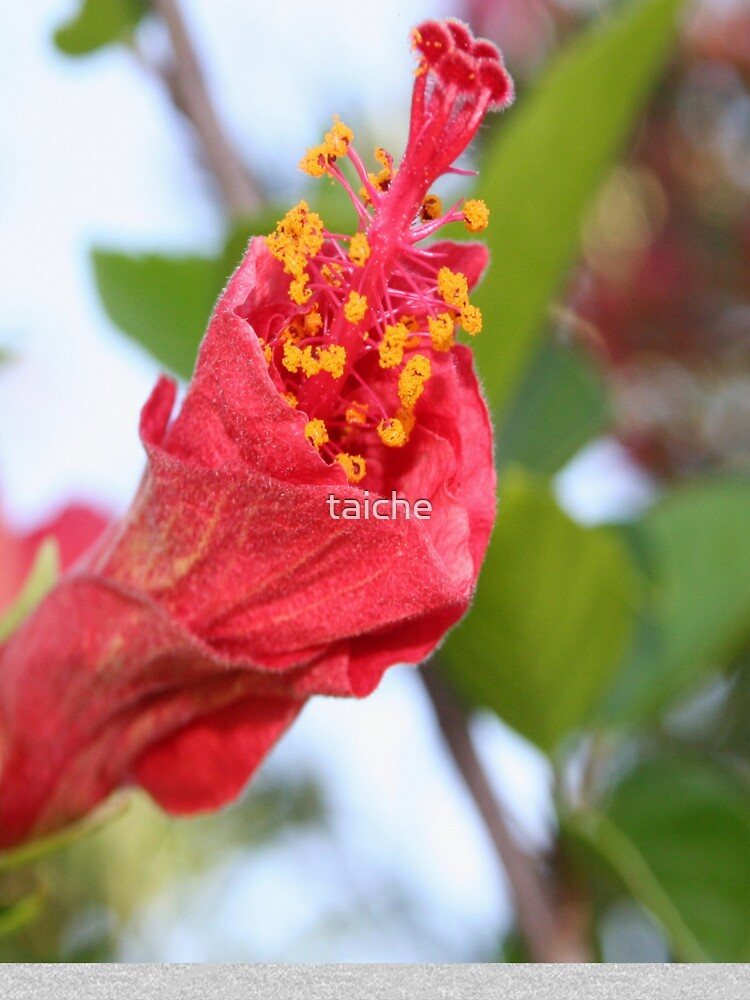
[
  {"x1": 0, "y1": 891, "x2": 44, "y2": 938},
  {"x1": 473, "y1": 0, "x2": 684, "y2": 419},
  {"x1": 54, "y1": 0, "x2": 147, "y2": 56},
  {"x1": 496, "y1": 339, "x2": 609, "y2": 476},
  {"x1": 0, "y1": 538, "x2": 59, "y2": 644},
  {"x1": 442, "y1": 470, "x2": 638, "y2": 752},
  {"x1": 93, "y1": 250, "x2": 226, "y2": 380},
  {"x1": 605, "y1": 480, "x2": 750, "y2": 722},
  {"x1": 572, "y1": 755, "x2": 750, "y2": 961}
]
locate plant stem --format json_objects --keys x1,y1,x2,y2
[
  {"x1": 149, "y1": 0, "x2": 264, "y2": 216},
  {"x1": 420, "y1": 665, "x2": 593, "y2": 962}
]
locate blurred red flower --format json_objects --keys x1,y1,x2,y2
[
  {"x1": 0, "y1": 20, "x2": 512, "y2": 849},
  {"x1": 0, "y1": 504, "x2": 108, "y2": 618}
]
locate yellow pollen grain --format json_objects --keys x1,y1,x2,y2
[
  {"x1": 304, "y1": 419, "x2": 329, "y2": 450},
  {"x1": 346, "y1": 402, "x2": 369, "y2": 425},
  {"x1": 377, "y1": 418, "x2": 407, "y2": 448},
  {"x1": 398, "y1": 354, "x2": 432, "y2": 411},
  {"x1": 464, "y1": 199, "x2": 490, "y2": 233},
  {"x1": 460, "y1": 303, "x2": 483, "y2": 336},
  {"x1": 437, "y1": 267, "x2": 469, "y2": 311},
  {"x1": 349, "y1": 232, "x2": 371, "y2": 267},
  {"x1": 282, "y1": 342, "x2": 302, "y2": 373},
  {"x1": 318, "y1": 344, "x2": 347, "y2": 379},
  {"x1": 281, "y1": 319, "x2": 303, "y2": 344},
  {"x1": 378, "y1": 322, "x2": 410, "y2": 369},
  {"x1": 304, "y1": 309, "x2": 323, "y2": 336},
  {"x1": 282, "y1": 392, "x2": 298, "y2": 408},
  {"x1": 401, "y1": 314, "x2": 417, "y2": 331},
  {"x1": 266, "y1": 201, "x2": 325, "y2": 305},
  {"x1": 428, "y1": 312, "x2": 455, "y2": 352},
  {"x1": 289, "y1": 275, "x2": 311, "y2": 305},
  {"x1": 421, "y1": 194, "x2": 443, "y2": 221},
  {"x1": 326, "y1": 116, "x2": 354, "y2": 157},
  {"x1": 299, "y1": 148, "x2": 327, "y2": 177},
  {"x1": 266, "y1": 201, "x2": 324, "y2": 274},
  {"x1": 396, "y1": 406, "x2": 416, "y2": 439},
  {"x1": 299, "y1": 117, "x2": 354, "y2": 177},
  {"x1": 344, "y1": 291, "x2": 368, "y2": 324},
  {"x1": 335, "y1": 453, "x2": 367, "y2": 484},
  {"x1": 300, "y1": 345, "x2": 321, "y2": 377}
]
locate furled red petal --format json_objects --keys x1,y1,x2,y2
[
  {"x1": 0, "y1": 576, "x2": 303, "y2": 845},
  {"x1": 132, "y1": 696, "x2": 302, "y2": 814}
]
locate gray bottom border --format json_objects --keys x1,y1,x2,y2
[{"x1": 1, "y1": 964, "x2": 749, "y2": 1000}]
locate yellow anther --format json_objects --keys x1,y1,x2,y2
[
  {"x1": 460, "y1": 303, "x2": 483, "y2": 336},
  {"x1": 282, "y1": 342, "x2": 303, "y2": 374},
  {"x1": 378, "y1": 322, "x2": 410, "y2": 369},
  {"x1": 398, "y1": 354, "x2": 432, "y2": 411},
  {"x1": 349, "y1": 232, "x2": 371, "y2": 267},
  {"x1": 325, "y1": 116, "x2": 353, "y2": 158},
  {"x1": 377, "y1": 418, "x2": 407, "y2": 448},
  {"x1": 267, "y1": 202, "x2": 324, "y2": 269},
  {"x1": 374, "y1": 147, "x2": 391, "y2": 170},
  {"x1": 335, "y1": 453, "x2": 367, "y2": 483},
  {"x1": 304, "y1": 419, "x2": 329, "y2": 450},
  {"x1": 304, "y1": 309, "x2": 323, "y2": 336},
  {"x1": 299, "y1": 147, "x2": 326, "y2": 177},
  {"x1": 421, "y1": 194, "x2": 443, "y2": 221},
  {"x1": 428, "y1": 312, "x2": 455, "y2": 352},
  {"x1": 298, "y1": 117, "x2": 353, "y2": 176},
  {"x1": 281, "y1": 319, "x2": 303, "y2": 343},
  {"x1": 289, "y1": 275, "x2": 311, "y2": 305},
  {"x1": 396, "y1": 407, "x2": 416, "y2": 440},
  {"x1": 437, "y1": 267, "x2": 469, "y2": 311},
  {"x1": 266, "y1": 201, "x2": 325, "y2": 304},
  {"x1": 300, "y1": 345, "x2": 322, "y2": 377},
  {"x1": 282, "y1": 392, "x2": 298, "y2": 408},
  {"x1": 344, "y1": 291, "x2": 368, "y2": 324},
  {"x1": 373, "y1": 168, "x2": 391, "y2": 191},
  {"x1": 464, "y1": 199, "x2": 490, "y2": 233},
  {"x1": 345, "y1": 402, "x2": 369, "y2": 425},
  {"x1": 260, "y1": 341, "x2": 274, "y2": 364},
  {"x1": 318, "y1": 344, "x2": 347, "y2": 379}
]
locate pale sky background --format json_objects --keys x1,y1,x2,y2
[{"x1": 0, "y1": 0, "x2": 655, "y2": 960}]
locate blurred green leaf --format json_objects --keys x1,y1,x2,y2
[
  {"x1": 0, "y1": 795, "x2": 129, "y2": 875},
  {"x1": 93, "y1": 250, "x2": 226, "y2": 380},
  {"x1": 442, "y1": 470, "x2": 638, "y2": 752},
  {"x1": 605, "y1": 480, "x2": 750, "y2": 722},
  {"x1": 0, "y1": 892, "x2": 44, "y2": 938},
  {"x1": 572, "y1": 755, "x2": 750, "y2": 961},
  {"x1": 474, "y1": 0, "x2": 684, "y2": 419},
  {"x1": 496, "y1": 339, "x2": 609, "y2": 476},
  {"x1": 0, "y1": 538, "x2": 59, "y2": 644},
  {"x1": 54, "y1": 0, "x2": 147, "y2": 56}
]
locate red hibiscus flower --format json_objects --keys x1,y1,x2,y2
[{"x1": 0, "y1": 20, "x2": 512, "y2": 850}]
